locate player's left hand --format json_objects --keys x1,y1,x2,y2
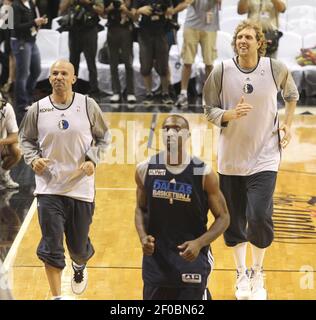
[
  {"x1": 177, "y1": 240, "x2": 201, "y2": 262},
  {"x1": 80, "y1": 161, "x2": 95, "y2": 176},
  {"x1": 279, "y1": 123, "x2": 291, "y2": 149}
]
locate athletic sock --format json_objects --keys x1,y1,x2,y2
[
  {"x1": 232, "y1": 242, "x2": 248, "y2": 273},
  {"x1": 251, "y1": 244, "x2": 266, "y2": 271},
  {"x1": 72, "y1": 262, "x2": 85, "y2": 270}
]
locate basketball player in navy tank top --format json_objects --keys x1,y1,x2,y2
[{"x1": 135, "y1": 115, "x2": 230, "y2": 300}]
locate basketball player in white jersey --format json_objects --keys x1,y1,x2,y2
[
  {"x1": 19, "y1": 60, "x2": 111, "y2": 300},
  {"x1": 203, "y1": 20, "x2": 299, "y2": 300}
]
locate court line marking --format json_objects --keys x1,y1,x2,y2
[
  {"x1": 2, "y1": 198, "x2": 37, "y2": 272},
  {"x1": 11, "y1": 265, "x2": 316, "y2": 273}
]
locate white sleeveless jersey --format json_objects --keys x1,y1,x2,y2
[
  {"x1": 219, "y1": 57, "x2": 281, "y2": 175},
  {"x1": 35, "y1": 93, "x2": 95, "y2": 202}
]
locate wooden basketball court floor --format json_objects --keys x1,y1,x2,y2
[{"x1": 6, "y1": 112, "x2": 316, "y2": 300}]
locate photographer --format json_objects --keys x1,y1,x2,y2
[
  {"x1": 176, "y1": 0, "x2": 220, "y2": 109},
  {"x1": 132, "y1": 0, "x2": 173, "y2": 105},
  {"x1": 104, "y1": 0, "x2": 136, "y2": 104},
  {"x1": 59, "y1": 0, "x2": 104, "y2": 97},
  {"x1": 11, "y1": 0, "x2": 48, "y2": 119},
  {"x1": 237, "y1": 0, "x2": 286, "y2": 58}
]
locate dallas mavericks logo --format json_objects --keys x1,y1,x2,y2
[
  {"x1": 58, "y1": 119, "x2": 69, "y2": 130},
  {"x1": 243, "y1": 83, "x2": 253, "y2": 94}
]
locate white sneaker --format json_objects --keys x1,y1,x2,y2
[
  {"x1": 71, "y1": 263, "x2": 88, "y2": 295},
  {"x1": 250, "y1": 269, "x2": 267, "y2": 300},
  {"x1": 110, "y1": 94, "x2": 120, "y2": 102},
  {"x1": 127, "y1": 94, "x2": 137, "y2": 103},
  {"x1": 235, "y1": 269, "x2": 251, "y2": 300},
  {"x1": 0, "y1": 171, "x2": 19, "y2": 189},
  {"x1": 176, "y1": 93, "x2": 188, "y2": 109}
]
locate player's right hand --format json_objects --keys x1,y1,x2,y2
[
  {"x1": 224, "y1": 96, "x2": 253, "y2": 122},
  {"x1": 31, "y1": 158, "x2": 50, "y2": 175},
  {"x1": 141, "y1": 235, "x2": 155, "y2": 256}
]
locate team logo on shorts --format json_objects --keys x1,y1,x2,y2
[
  {"x1": 58, "y1": 119, "x2": 69, "y2": 130},
  {"x1": 243, "y1": 83, "x2": 253, "y2": 94},
  {"x1": 182, "y1": 274, "x2": 202, "y2": 284}
]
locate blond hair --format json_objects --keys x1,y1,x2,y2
[{"x1": 232, "y1": 20, "x2": 267, "y2": 57}]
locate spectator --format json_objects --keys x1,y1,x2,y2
[
  {"x1": 132, "y1": 0, "x2": 174, "y2": 105},
  {"x1": 176, "y1": 0, "x2": 220, "y2": 109},
  {"x1": 11, "y1": 0, "x2": 47, "y2": 118},
  {"x1": 0, "y1": 0, "x2": 15, "y2": 92},
  {"x1": 104, "y1": 0, "x2": 137, "y2": 105},
  {"x1": 59, "y1": 0, "x2": 104, "y2": 97},
  {"x1": 237, "y1": 0, "x2": 286, "y2": 57},
  {"x1": 0, "y1": 92, "x2": 21, "y2": 190}
]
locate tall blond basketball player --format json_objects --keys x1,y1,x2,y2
[{"x1": 203, "y1": 20, "x2": 299, "y2": 300}]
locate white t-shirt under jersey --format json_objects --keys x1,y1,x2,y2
[{"x1": 0, "y1": 102, "x2": 18, "y2": 140}]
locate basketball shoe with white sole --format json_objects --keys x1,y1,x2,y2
[
  {"x1": 71, "y1": 263, "x2": 88, "y2": 295},
  {"x1": 235, "y1": 269, "x2": 251, "y2": 300},
  {"x1": 250, "y1": 268, "x2": 267, "y2": 300}
]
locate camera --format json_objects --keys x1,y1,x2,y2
[
  {"x1": 57, "y1": 1, "x2": 99, "y2": 31},
  {"x1": 165, "y1": 19, "x2": 180, "y2": 31},
  {"x1": 151, "y1": 1, "x2": 167, "y2": 15},
  {"x1": 74, "y1": 5, "x2": 86, "y2": 22}
]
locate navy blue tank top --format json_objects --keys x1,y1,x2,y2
[{"x1": 143, "y1": 153, "x2": 213, "y2": 288}]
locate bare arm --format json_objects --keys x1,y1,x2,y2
[
  {"x1": 90, "y1": 0, "x2": 104, "y2": 15},
  {"x1": 171, "y1": 0, "x2": 193, "y2": 14},
  {"x1": 271, "y1": 0, "x2": 286, "y2": 13},
  {"x1": 120, "y1": 0, "x2": 136, "y2": 20},
  {"x1": 59, "y1": 0, "x2": 72, "y2": 15},
  {"x1": 0, "y1": 132, "x2": 18, "y2": 146},
  {"x1": 178, "y1": 170, "x2": 230, "y2": 262},
  {"x1": 195, "y1": 171, "x2": 230, "y2": 248},
  {"x1": 237, "y1": 0, "x2": 249, "y2": 15},
  {"x1": 135, "y1": 170, "x2": 155, "y2": 256}
]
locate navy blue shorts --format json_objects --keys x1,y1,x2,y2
[
  {"x1": 219, "y1": 171, "x2": 277, "y2": 248},
  {"x1": 36, "y1": 194, "x2": 95, "y2": 269},
  {"x1": 143, "y1": 284, "x2": 211, "y2": 300}
]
